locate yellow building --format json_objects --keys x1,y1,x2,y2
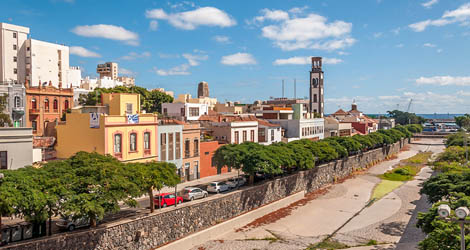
[{"x1": 56, "y1": 93, "x2": 159, "y2": 162}]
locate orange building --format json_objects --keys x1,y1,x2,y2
[
  {"x1": 25, "y1": 81, "x2": 73, "y2": 136},
  {"x1": 182, "y1": 122, "x2": 201, "y2": 181},
  {"x1": 199, "y1": 141, "x2": 230, "y2": 178}
]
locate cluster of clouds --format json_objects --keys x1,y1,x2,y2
[
  {"x1": 153, "y1": 50, "x2": 209, "y2": 76},
  {"x1": 409, "y1": 3, "x2": 470, "y2": 32}
]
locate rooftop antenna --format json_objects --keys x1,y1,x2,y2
[
  {"x1": 294, "y1": 78, "x2": 297, "y2": 99},
  {"x1": 282, "y1": 79, "x2": 285, "y2": 98}
]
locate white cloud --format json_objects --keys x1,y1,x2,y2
[
  {"x1": 437, "y1": 48, "x2": 443, "y2": 53},
  {"x1": 149, "y1": 20, "x2": 158, "y2": 31},
  {"x1": 153, "y1": 64, "x2": 190, "y2": 76},
  {"x1": 273, "y1": 56, "x2": 343, "y2": 65},
  {"x1": 221, "y1": 53, "x2": 257, "y2": 65},
  {"x1": 458, "y1": 90, "x2": 470, "y2": 96},
  {"x1": 71, "y1": 24, "x2": 139, "y2": 45},
  {"x1": 391, "y1": 27, "x2": 401, "y2": 35},
  {"x1": 120, "y1": 68, "x2": 136, "y2": 77},
  {"x1": 145, "y1": 7, "x2": 236, "y2": 30},
  {"x1": 182, "y1": 53, "x2": 208, "y2": 66},
  {"x1": 423, "y1": 43, "x2": 436, "y2": 47},
  {"x1": 396, "y1": 43, "x2": 404, "y2": 48},
  {"x1": 69, "y1": 46, "x2": 101, "y2": 58},
  {"x1": 254, "y1": 9, "x2": 289, "y2": 23},
  {"x1": 119, "y1": 51, "x2": 151, "y2": 60},
  {"x1": 213, "y1": 35, "x2": 230, "y2": 43},
  {"x1": 415, "y1": 76, "x2": 470, "y2": 86},
  {"x1": 409, "y1": 3, "x2": 470, "y2": 32},
  {"x1": 373, "y1": 32, "x2": 383, "y2": 38},
  {"x1": 259, "y1": 12, "x2": 355, "y2": 51},
  {"x1": 378, "y1": 96, "x2": 401, "y2": 100},
  {"x1": 422, "y1": 0, "x2": 438, "y2": 8},
  {"x1": 289, "y1": 6, "x2": 308, "y2": 14},
  {"x1": 338, "y1": 51, "x2": 350, "y2": 55}
]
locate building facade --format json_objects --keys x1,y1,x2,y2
[
  {"x1": 26, "y1": 82, "x2": 73, "y2": 136},
  {"x1": 211, "y1": 120, "x2": 258, "y2": 144},
  {"x1": 257, "y1": 119, "x2": 282, "y2": 145},
  {"x1": 197, "y1": 81, "x2": 209, "y2": 98},
  {"x1": 158, "y1": 122, "x2": 184, "y2": 176},
  {"x1": 97, "y1": 62, "x2": 118, "y2": 80},
  {"x1": 199, "y1": 141, "x2": 230, "y2": 178},
  {"x1": 162, "y1": 102, "x2": 209, "y2": 121},
  {"x1": 182, "y1": 123, "x2": 201, "y2": 181},
  {"x1": 0, "y1": 23, "x2": 29, "y2": 85},
  {"x1": 56, "y1": 93, "x2": 159, "y2": 162},
  {"x1": 0, "y1": 81, "x2": 26, "y2": 127},
  {"x1": 309, "y1": 57, "x2": 324, "y2": 117},
  {"x1": 0, "y1": 127, "x2": 33, "y2": 169}
]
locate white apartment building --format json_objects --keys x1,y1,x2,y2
[
  {"x1": 66, "y1": 66, "x2": 81, "y2": 88},
  {"x1": 211, "y1": 121, "x2": 258, "y2": 144},
  {"x1": 80, "y1": 76, "x2": 124, "y2": 90},
  {"x1": 26, "y1": 39, "x2": 69, "y2": 87},
  {"x1": 0, "y1": 23, "x2": 29, "y2": 84},
  {"x1": 1, "y1": 23, "x2": 72, "y2": 88},
  {"x1": 162, "y1": 102, "x2": 209, "y2": 121}
]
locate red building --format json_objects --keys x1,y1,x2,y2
[
  {"x1": 25, "y1": 81, "x2": 73, "y2": 136},
  {"x1": 199, "y1": 141, "x2": 230, "y2": 178}
]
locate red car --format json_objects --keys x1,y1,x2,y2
[{"x1": 154, "y1": 193, "x2": 183, "y2": 208}]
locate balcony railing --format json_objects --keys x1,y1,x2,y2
[
  {"x1": 29, "y1": 109, "x2": 40, "y2": 114},
  {"x1": 184, "y1": 151, "x2": 190, "y2": 158}
]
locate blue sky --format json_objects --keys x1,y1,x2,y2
[{"x1": 3, "y1": 0, "x2": 470, "y2": 114}]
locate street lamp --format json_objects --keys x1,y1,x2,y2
[{"x1": 438, "y1": 204, "x2": 470, "y2": 250}]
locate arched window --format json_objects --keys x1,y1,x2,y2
[
  {"x1": 14, "y1": 96, "x2": 21, "y2": 108},
  {"x1": 31, "y1": 98, "x2": 37, "y2": 109},
  {"x1": 44, "y1": 98, "x2": 49, "y2": 111},
  {"x1": 64, "y1": 100, "x2": 69, "y2": 110},
  {"x1": 53, "y1": 99, "x2": 58, "y2": 110}
]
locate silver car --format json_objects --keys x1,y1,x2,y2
[
  {"x1": 182, "y1": 187, "x2": 208, "y2": 201},
  {"x1": 207, "y1": 181, "x2": 230, "y2": 193},
  {"x1": 226, "y1": 177, "x2": 246, "y2": 188},
  {"x1": 56, "y1": 216, "x2": 92, "y2": 231}
]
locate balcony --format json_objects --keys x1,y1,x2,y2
[
  {"x1": 29, "y1": 109, "x2": 40, "y2": 114},
  {"x1": 184, "y1": 151, "x2": 190, "y2": 158},
  {"x1": 193, "y1": 151, "x2": 199, "y2": 157}
]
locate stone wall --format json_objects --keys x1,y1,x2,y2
[{"x1": 2, "y1": 140, "x2": 406, "y2": 250}]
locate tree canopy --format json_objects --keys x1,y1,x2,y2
[
  {"x1": 455, "y1": 114, "x2": 470, "y2": 129},
  {"x1": 0, "y1": 94, "x2": 12, "y2": 127},
  {"x1": 387, "y1": 110, "x2": 426, "y2": 125},
  {"x1": 78, "y1": 86, "x2": 174, "y2": 113}
]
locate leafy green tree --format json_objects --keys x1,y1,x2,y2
[
  {"x1": 351, "y1": 134, "x2": 374, "y2": 151},
  {"x1": 323, "y1": 139, "x2": 348, "y2": 158},
  {"x1": 445, "y1": 132, "x2": 467, "y2": 147},
  {"x1": 366, "y1": 133, "x2": 385, "y2": 148},
  {"x1": 0, "y1": 94, "x2": 12, "y2": 127},
  {"x1": 455, "y1": 114, "x2": 470, "y2": 129},
  {"x1": 267, "y1": 143, "x2": 296, "y2": 171},
  {"x1": 0, "y1": 170, "x2": 21, "y2": 232},
  {"x1": 329, "y1": 137, "x2": 362, "y2": 155},
  {"x1": 79, "y1": 86, "x2": 173, "y2": 113},
  {"x1": 286, "y1": 143, "x2": 315, "y2": 170},
  {"x1": 213, "y1": 143, "x2": 247, "y2": 175},
  {"x1": 394, "y1": 125, "x2": 412, "y2": 138},
  {"x1": 387, "y1": 110, "x2": 426, "y2": 125},
  {"x1": 241, "y1": 144, "x2": 283, "y2": 181},
  {"x1": 128, "y1": 162, "x2": 179, "y2": 213},
  {"x1": 436, "y1": 146, "x2": 466, "y2": 163}
]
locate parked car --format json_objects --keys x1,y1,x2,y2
[
  {"x1": 154, "y1": 193, "x2": 183, "y2": 208},
  {"x1": 207, "y1": 181, "x2": 230, "y2": 193},
  {"x1": 226, "y1": 176, "x2": 247, "y2": 188},
  {"x1": 182, "y1": 187, "x2": 208, "y2": 201},
  {"x1": 56, "y1": 216, "x2": 92, "y2": 231}
]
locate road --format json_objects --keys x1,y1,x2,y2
[{"x1": 192, "y1": 138, "x2": 444, "y2": 250}]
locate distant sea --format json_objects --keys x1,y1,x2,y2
[{"x1": 365, "y1": 114, "x2": 465, "y2": 119}]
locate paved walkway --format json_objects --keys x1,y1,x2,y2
[{"x1": 192, "y1": 139, "x2": 444, "y2": 250}]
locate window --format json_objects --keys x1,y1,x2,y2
[
  {"x1": 234, "y1": 131, "x2": 239, "y2": 144},
  {"x1": 189, "y1": 107, "x2": 199, "y2": 117},
  {"x1": 129, "y1": 133, "x2": 137, "y2": 152},
  {"x1": 168, "y1": 133, "x2": 174, "y2": 160},
  {"x1": 31, "y1": 98, "x2": 37, "y2": 109},
  {"x1": 163, "y1": 108, "x2": 167, "y2": 115},
  {"x1": 27, "y1": 47, "x2": 30, "y2": 51},
  {"x1": 126, "y1": 103, "x2": 133, "y2": 114},
  {"x1": 114, "y1": 134, "x2": 122, "y2": 154},
  {"x1": 194, "y1": 139, "x2": 199, "y2": 156},
  {"x1": 53, "y1": 99, "x2": 58, "y2": 111},
  {"x1": 0, "y1": 151, "x2": 7, "y2": 169},
  {"x1": 14, "y1": 96, "x2": 21, "y2": 108},
  {"x1": 44, "y1": 99, "x2": 49, "y2": 111},
  {"x1": 13, "y1": 32, "x2": 16, "y2": 38},
  {"x1": 13, "y1": 44, "x2": 17, "y2": 50},
  {"x1": 175, "y1": 132, "x2": 181, "y2": 159},
  {"x1": 180, "y1": 108, "x2": 185, "y2": 116},
  {"x1": 314, "y1": 94, "x2": 317, "y2": 103},
  {"x1": 31, "y1": 121, "x2": 37, "y2": 131},
  {"x1": 250, "y1": 130, "x2": 255, "y2": 142},
  {"x1": 13, "y1": 56, "x2": 17, "y2": 62},
  {"x1": 144, "y1": 132, "x2": 151, "y2": 152},
  {"x1": 185, "y1": 139, "x2": 190, "y2": 158},
  {"x1": 13, "y1": 68, "x2": 17, "y2": 74},
  {"x1": 160, "y1": 133, "x2": 166, "y2": 161},
  {"x1": 271, "y1": 130, "x2": 275, "y2": 141},
  {"x1": 64, "y1": 100, "x2": 69, "y2": 110},
  {"x1": 243, "y1": 131, "x2": 247, "y2": 142}
]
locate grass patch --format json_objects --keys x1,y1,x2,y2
[
  {"x1": 366, "y1": 239, "x2": 378, "y2": 245},
  {"x1": 307, "y1": 239, "x2": 349, "y2": 250},
  {"x1": 371, "y1": 180, "x2": 403, "y2": 200},
  {"x1": 402, "y1": 151, "x2": 433, "y2": 165},
  {"x1": 381, "y1": 165, "x2": 422, "y2": 181}
]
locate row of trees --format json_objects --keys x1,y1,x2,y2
[
  {"x1": 387, "y1": 110, "x2": 426, "y2": 125},
  {"x1": 213, "y1": 125, "x2": 422, "y2": 184},
  {"x1": 0, "y1": 152, "x2": 179, "y2": 236},
  {"x1": 417, "y1": 143, "x2": 470, "y2": 249},
  {"x1": 78, "y1": 86, "x2": 174, "y2": 113}
]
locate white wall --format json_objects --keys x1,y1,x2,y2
[
  {"x1": 66, "y1": 67, "x2": 81, "y2": 88},
  {"x1": 230, "y1": 121, "x2": 258, "y2": 144},
  {"x1": 162, "y1": 103, "x2": 208, "y2": 120},
  {"x1": 28, "y1": 39, "x2": 69, "y2": 87},
  {"x1": 0, "y1": 23, "x2": 30, "y2": 84},
  {"x1": 185, "y1": 103, "x2": 208, "y2": 120}
]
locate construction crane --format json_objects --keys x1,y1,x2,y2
[{"x1": 406, "y1": 99, "x2": 413, "y2": 112}]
